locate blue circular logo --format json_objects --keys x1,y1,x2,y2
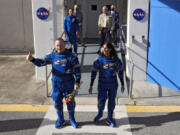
[
  {"x1": 133, "y1": 9, "x2": 145, "y2": 21},
  {"x1": 36, "y1": 7, "x2": 49, "y2": 20}
]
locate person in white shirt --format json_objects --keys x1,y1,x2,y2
[{"x1": 98, "y1": 6, "x2": 114, "y2": 49}]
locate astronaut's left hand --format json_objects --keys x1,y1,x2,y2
[
  {"x1": 121, "y1": 85, "x2": 125, "y2": 93},
  {"x1": 74, "y1": 83, "x2": 80, "y2": 90},
  {"x1": 76, "y1": 31, "x2": 79, "y2": 36}
]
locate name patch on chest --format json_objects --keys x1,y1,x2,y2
[
  {"x1": 54, "y1": 59, "x2": 67, "y2": 65},
  {"x1": 54, "y1": 60, "x2": 60, "y2": 65},
  {"x1": 103, "y1": 63, "x2": 115, "y2": 69}
]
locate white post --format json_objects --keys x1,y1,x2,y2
[
  {"x1": 53, "y1": 0, "x2": 58, "y2": 41},
  {"x1": 56, "y1": 0, "x2": 65, "y2": 38},
  {"x1": 126, "y1": 0, "x2": 150, "y2": 81},
  {"x1": 32, "y1": 0, "x2": 57, "y2": 80}
]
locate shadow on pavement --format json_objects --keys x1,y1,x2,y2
[
  {"x1": 124, "y1": 112, "x2": 180, "y2": 132},
  {"x1": 0, "y1": 118, "x2": 50, "y2": 132}
]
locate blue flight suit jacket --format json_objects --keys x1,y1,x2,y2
[
  {"x1": 91, "y1": 56, "x2": 123, "y2": 84},
  {"x1": 32, "y1": 51, "x2": 81, "y2": 82},
  {"x1": 64, "y1": 15, "x2": 79, "y2": 42}
]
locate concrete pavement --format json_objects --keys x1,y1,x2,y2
[{"x1": 1, "y1": 105, "x2": 180, "y2": 135}]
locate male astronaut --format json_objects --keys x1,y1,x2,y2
[
  {"x1": 26, "y1": 38, "x2": 81, "y2": 128},
  {"x1": 64, "y1": 8, "x2": 79, "y2": 54}
]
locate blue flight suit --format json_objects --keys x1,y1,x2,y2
[
  {"x1": 64, "y1": 15, "x2": 79, "y2": 53},
  {"x1": 91, "y1": 56, "x2": 123, "y2": 124},
  {"x1": 32, "y1": 50, "x2": 81, "y2": 128}
]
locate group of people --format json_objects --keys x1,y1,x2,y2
[
  {"x1": 64, "y1": 4, "x2": 120, "y2": 54},
  {"x1": 64, "y1": 4, "x2": 86, "y2": 54},
  {"x1": 26, "y1": 4, "x2": 123, "y2": 129},
  {"x1": 98, "y1": 5, "x2": 120, "y2": 48}
]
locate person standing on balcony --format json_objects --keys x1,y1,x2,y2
[
  {"x1": 88, "y1": 42, "x2": 124, "y2": 127},
  {"x1": 73, "y1": 4, "x2": 86, "y2": 47},
  {"x1": 64, "y1": 8, "x2": 79, "y2": 54},
  {"x1": 110, "y1": 4, "x2": 120, "y2": 47},
  {"x1": 98, "y1": 6, "x2": 114, "y2": 49}
]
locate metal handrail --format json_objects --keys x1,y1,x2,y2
[
  {"x1": 45, "y1": 65, "x2": 52, "y2": 97},
  {"x1": 119, "y1": 25, "x2": 134, "y2": 99},
  {"x1": 127, "y1": 49, "x2": 134, "y2": 99}
]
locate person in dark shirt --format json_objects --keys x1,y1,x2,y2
[
  {"x1": 73, "y1": 4, "x2": 86, "y2": 47},
  {"x1": 110, "y1": 4, "x2": 120, "y2": 47}
]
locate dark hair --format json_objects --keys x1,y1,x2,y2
[{"x1": 101, "y1": 42, "x2": 118, "y2": 60}]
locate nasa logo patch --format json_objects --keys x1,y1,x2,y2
[
  {"x1": 36, "y1": 7, "x2": 49, "y2": 20},
  {"x1": 133, "y1": 9, "x2": 145, "y2": 21}
]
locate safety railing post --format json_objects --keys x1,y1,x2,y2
[
  {"x1": 45, "y1": 65, "x2": 49, "y2": 97},
  {"x1": 128, "y1": 63, "x2": 134, "y2": 99},
  {"x1": 119, "y1": 24, "x2": 135, "y2": 99}
]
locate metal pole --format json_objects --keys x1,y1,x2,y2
[
  {"x1": 45, "y1": 65, "x2": 49, "y2": 97},
  {"x1": 52, "y1": 0, "x2": 57, "y2": 41},
  {"x1": 129, "y1": 63, "x2": 134, "y2": 99}
]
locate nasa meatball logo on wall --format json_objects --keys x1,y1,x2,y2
[
  {"x1": 36, "y1": 7, "x2": 49, "y2": 20},
  {"x1": 133, "y1": 9, "x2": 145, "y2": 21}
]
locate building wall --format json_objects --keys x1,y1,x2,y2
[
  {"x1": 32, "y1": 0, "x2": 60, "y2": 80},
  {"x1": 0, "y1": 0, "x2": 33, "y2": 52},
  {"x1": 63, "y1": 0, "x2": 127, "y2": 38},
  {"x1": 147, "y1": 0, "x2": 180, "y2": 90},
  {"x1": 57, "y1": 0, "x2": 65, "y2": 38},
  {"x1": 0, "y1": 0, "x2": 127, "y2": 52}
]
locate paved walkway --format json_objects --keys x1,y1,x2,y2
[
  {"x1": 1, "y1": 104, "x2": 180, "y2": 135},
  {"x1": 36, "y1": 105, "x2": 131, "y2": 135}
]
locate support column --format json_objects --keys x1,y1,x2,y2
[
  {"x1": 32, "y1": 0, "x2": 58, "y2": 80},
  {"x1": 57, "y1": 0, "x2": 65, "y2": 38},
  {"x1": 126, "y1": 0, "x2": 149, "y2": 81}
]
